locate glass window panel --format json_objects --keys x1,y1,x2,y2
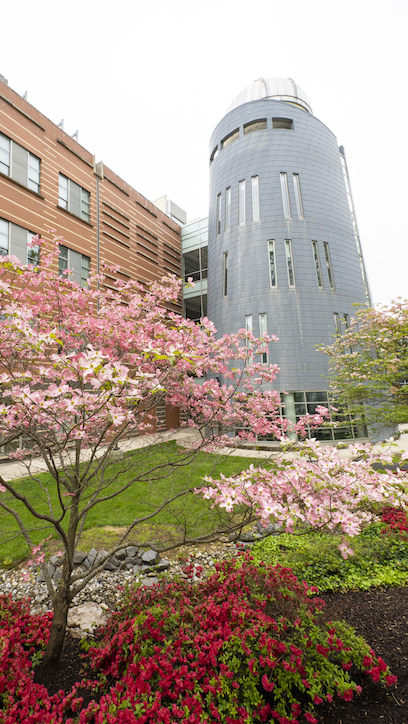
[
  {"x1": 293, "y1": 174, "x2": 304, "y2": 219},
  {"x1": 273, "y1": 118, "x2": 293, "y2": 129},
  {"x1": 244, "y1": 119, "x2": 267, "y2": 134},
  {"x1": 238, "y1": 180, "x2": 245, "y2": 225},
  {"x1": 268, "y1": 240, "x2": 277, "y2": 287},
  {"x1": 81, "y1": 188, "x2": 90, "y2": 222},
  {"x1": 245, "y1": 314, "x2": 253, "y2": 347},
  {"x1": 58, "y1": 245, "x2": 68, "y2": 275},
  {"x1": 251, "y1": 176, "x2": 260, "y2": 221},
  {"x1": 0, "y1": 218, "x2": 9, "y2": 256},
  {"x1": 280, "y1": 173, "x2": 291, "y2": 218},
  {"x1": 27, "y1": 231, "x2": 40, "y2": 266},
  {"x1": 259, "y1": 313, "x2": 267, "y2": 363},
  {"x1": 312, "y1": 241, "x2": 323, "y2": 289},
  {"x1": 324, "y1": 242, "x2": 335, "y2": 290},
  {"x1": 295, "y1": 403, "x2": 306, "y2": 415},
  {"x1": 0, "y1": 134, "x2": 10, "y2": 175},
  {"x1": 305, "y1": 391, "x2": 328, "y2": 403},
  {"x1": 217, "y1": 194, "x2": 221, "y2": 235},
  {"x1": 28, "y1": 154, "x2": 40, "y2": 193},
  {"x1": 202, "y1": 293, "x2": 207, "y2": 317},
  {"x1": 225, "y1": 187, "x2": 231, "y2": 231},
  {"x1": 183, "y1": 249, "x2": 200, "y2": 280},
  {"x1": 223, "y1": 252, "x2": 228, "y2": 297},
  {"x1": 210, "y1": 146, "x2": 218, "y2": 162},
  {"x1": 334, "y1": 312, "x2": 342, "y2": 335},
  {"x1": 59, "y1": 174, "x2": 68, "y2": 209},
  {"x1": 221, "y1": 128, "x2": 239, "y2": 149},
  {"x1": 294, "y1": 392, "x2": 305, "y2": 403},
  {"x1": 81, "y1": 255, "x2": 90, "y2": 287},
  {"x1": 285, "y1": 239, "x2": 295, "y2": 287}
]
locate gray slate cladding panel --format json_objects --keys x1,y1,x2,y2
[{"x1": 208, "y1": 98, "x2": 368, "y2": 392}]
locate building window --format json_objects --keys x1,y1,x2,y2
[
  {"x1": 59, "y1": 245, "x2": 90, "y2": 287},
  {"x1": 221, "y1": 128, "x2": 239, "y2": 149},
  {"x1": 244, "y1": 119, "x2": 267, "y2": 134},
  {"x1": 259, "y1": 313, "x2": 268, "y2": 364},
  {"x1": 268, "y1": 240, "x2": 277, "y2": 288},
  {"x1": 0, "y1": 218, "x2": 39, "y2": 264},
  {"x1": 280, "y1": 173, "x2": 291, "y2": 218},
  {"x1": 0, "y1": 218, "x2": 9, "y2": 256},
  {"x1": 0, "y1": 132, "x2": 41, "y2": 193},
  {"x1": 334, "y1": 312, "x2": 342, "y2": 336},
  {"x1": 58, "y1": 174, "x2": 90, "y2": 223},
  {"x1": 238, "y1": 180, "x2": 245, "y2": 225},
  {"x1": 225, "y1": 187, "x2": 231, "y2": 231},
  {"x1": 210, "y1": 146, "x2": 218, "y2": 163},
  {"x1": 245, "y1": 314, "x2": 253, "y2": 347},
  {"x1": 251, "y1": 176, "x2": 260, "y2": 221},
  {"x1": 285, "y1": 239, "x2": 295, "y2": 287},
  {"x1": 311, "y1": 241, "x2": 323, "y2": 289},
  {"x1": 272, "y1": 118, "x2": 293, "y2": 129},
  {"x1": 293, "y1": 174, "x2": 304, "y2": 219},
  {"x1": 0, "y1": 134, "x2": 10, "y2": 175},
  {"x1": 223, "y1": 252, "x2": 228, "y2": 298},
  {"x1": 323, "y1": 242, "x2": 335, "y2": 290},
  {"x1": 217, "y1": 194, "x2": 221, "y2": 235}
]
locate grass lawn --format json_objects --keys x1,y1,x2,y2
[{"x1": 0, "y1": 441, "x2": 258, "y2": 566}]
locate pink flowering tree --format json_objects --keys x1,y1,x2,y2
[
  {"x1": 0, "y1": 234, "x2": 407, "y2": 666},
  {"x1": 321, "y1": 300, "x2": 408, "y2": 433}
]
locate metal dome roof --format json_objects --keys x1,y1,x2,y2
[{"x1": 226, "y1": 77, "x2": 312, "y2": 114}]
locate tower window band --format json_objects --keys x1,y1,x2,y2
[{"x1": 280, "y1": 173, "x2": 291, "y2": 218}]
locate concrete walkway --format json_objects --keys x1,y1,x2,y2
[{"x1": 1, "y1": 426, "x2": 407, "y2": 483}]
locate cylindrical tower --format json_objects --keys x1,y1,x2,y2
[{"x1": 207, "y1": 77, "x2": 370, "y2": 435}]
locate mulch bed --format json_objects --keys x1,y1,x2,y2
[{"x1": 34, "y1": 587, "x2": 408, "y2": 723}]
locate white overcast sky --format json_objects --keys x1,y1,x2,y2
[{"x1": 1, "y1": 0, "x2": 407, "y2": 306}]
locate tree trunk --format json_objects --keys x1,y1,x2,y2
[{"x1": 41, "y1": 589, "x2": 70, "y2": 666}]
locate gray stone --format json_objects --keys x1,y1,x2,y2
[
  {"x1": 87, "y1": 547, "x2": 98, "y2": 565},
  {"x1": 154, "y1": 560, "x2": 171, "y2": 572},
  {"x1": 52, "y1": 569, "x2": 62, "y2": 583},
  {"x1": 125, "y1": 546, "x2": 139, "y2": 557},
  {"x1": 141, "y1": 549, "x2": 160, "y2": 564},
  {"x1": 115, "y1": 549, "x2": 127, "y2": 560},
  {"x1": 73, "y1": 550, "x2": 88, "y2": 564},
  {"x1": 67, "y1": 602, "x2": 107, "y2": 632},
  {"x1": 141, "y1": 577, "x2": 159, "y2": 587}
]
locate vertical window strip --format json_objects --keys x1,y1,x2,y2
[
  {"x1": 217, "y1": 194, "x2": 221, "y2": 235},
  {"x1": 0, "y1": 134, "x2": 11, "y2": 176},
  {"x1": 225, "y1": 187, "x2": 231, "y2": 231},
  {"x1": 0, "y1": 219, "x2": 9, "y2": 256},
  {"x1": 259, "y1": 313, "x2": 268, "y2": 364},
  {"x1": 312, "y1": 241, "x2": 323, "y2": 289},
  {"x1": 323, "y1": 242, "x2": 335, "y2": 290},
  {"x1": 59, "y1": 174, "x2": 68, "y2": 209},
  {"x1": 27, "y1": 231, "x2": 39, "y2": 267},
  {"x1": 245, "y1": 314, "x2": 253, "y2": 347},
  {"x1": 285, "y1": 239, "x2": 295, "y2": 287},
  {"x1": 293, "y1": 174, "x2": 304, "y2": 219},
  {"x1": 280, "y1": 173, "x2": 291, "y2": 218},
  {"x1": 268, "y1": 240, "x2": 277, "y2": 288},
  {"x1": 334, "y1": 313, "x2": 342, "y2": 335},
  {"x1": 239, "y1": 180, "x2": 245, "y2": 225},
  {"x1": 251, "y1": 176, "x2": 260, "y2": 221},
  {"x1": 223, "y1": 252, "x2": 228, "y2": 298}
]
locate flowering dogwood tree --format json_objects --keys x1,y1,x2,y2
[
  {"x1": 321, "y1": 300, "x2": 408, "y2": 433},
  {"x1": 0, "y1": 234, "x2": 407, "y2": 666}
]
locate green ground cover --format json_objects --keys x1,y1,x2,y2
[
  {"x1": 251, "y1": 521, "x2": 408, "y2": 591},
  {"x1": 0, "y1": 442, "x2": 258, "y2": 566}
]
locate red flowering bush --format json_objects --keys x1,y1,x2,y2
[
  {"x1": 0, "y1": 555, "x2": 398, "y2": 723},
  {"x1": 79, "y1": 553, "x2": 396, "y2": 724},
  {"x1": 381, "y1": 506, "x2": 408, "y2": 537},
  {"x1": 0, "y1": 596, "x2": 82, "y2": 723}
]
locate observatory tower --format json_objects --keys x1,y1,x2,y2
[{"x1": 207, "y1": 77, "x2": 370, "y2": 438}]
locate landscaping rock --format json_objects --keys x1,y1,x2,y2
[{"x1": 141, "y1": 549, "x2": 160, "y2": 564}]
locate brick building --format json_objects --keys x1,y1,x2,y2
[{"x1": 0, "y1": 74, "x2": 184, "y2": 432}]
